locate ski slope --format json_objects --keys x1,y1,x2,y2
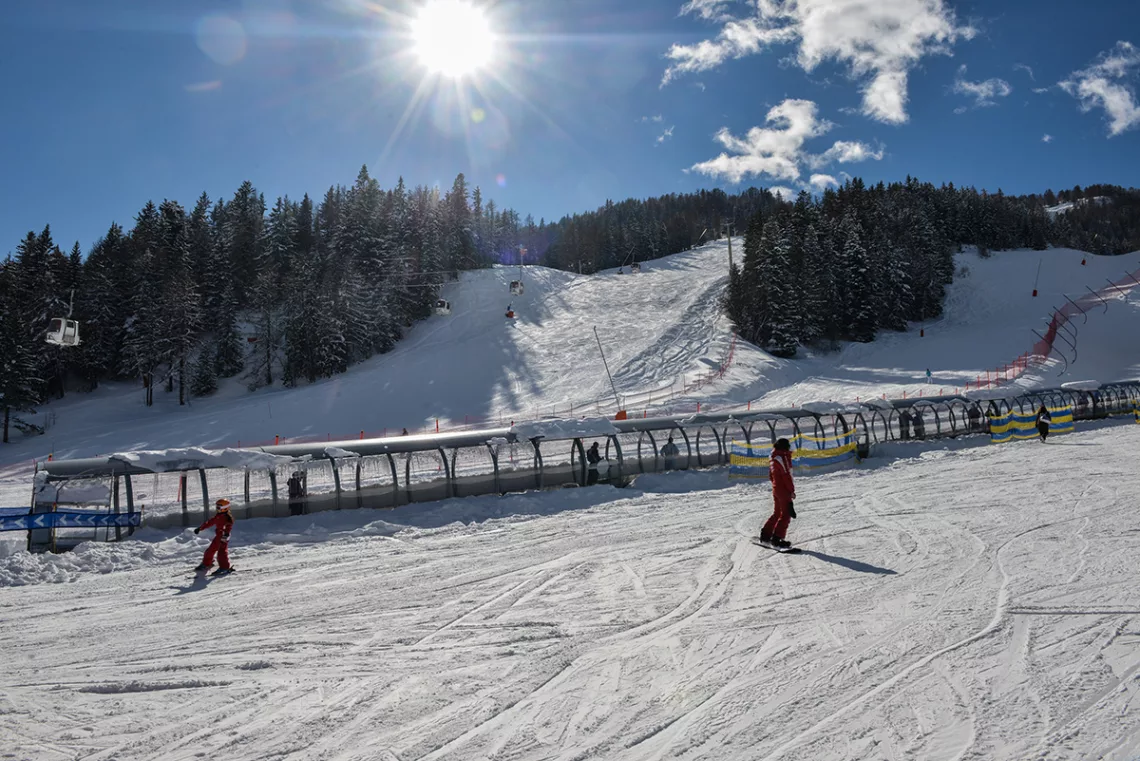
[
  {"x1": 0, "y1": 242, "x2": 740, "y2": 470},
  {"x1": 3, "y1": 423, "x2": 1140, "y2": 760},
  {"x1": 3, "y1": 243, "x2": 1139, "y2": 475}
]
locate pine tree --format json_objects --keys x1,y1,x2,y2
[
  {"x1": 157, "y1": 200, "x2": 202, "y2": 404},
  {"x1": 190, "y1": 340, "x2": 219, "y2": 397},
  {"x1": 840, "y1": 213, "x2": 877, "y2": 343},
  {"x1": 0, "y1": 260, "x2": 42, "y2": 442}
]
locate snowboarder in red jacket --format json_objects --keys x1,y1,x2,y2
[
  {"x1": 760, "y1": 438, "x2": 796, "y2": 549},
  {"x1": 195, "y1": 499, "x2": 235, "y2": 575}
]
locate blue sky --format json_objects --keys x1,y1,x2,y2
[{"x1": 3, "y1": 0, "x2": 1140, "y2": 255}]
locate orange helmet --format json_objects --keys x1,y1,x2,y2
[{"x1": 215, "y1": 498, "x2": 231, "y2": 511}]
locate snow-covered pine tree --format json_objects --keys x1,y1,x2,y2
[
  {"x1": 0, "y1": 259, "x2": 42, "y2": 442},
  {"x1": 226, "y1": 181, "x2": 266, "y2": 301},
  {"x1": 188, "y1": 192, "x2": 213, "y2": 285},
  {"x1": 798, "y1": 224, "x2": 833, "y2": 345},
  {"x1": 839, "y1": 212, "x2": 877, "y2": 343},
  {"x1": 758, "y1": 216, "x2": 799, "y2": 357},
  {"x1": 244, "y1": 197, "x2": 292, "y2": 389},
  {"x1": 190, "y1": 339, "x2": 219, "y2": 397},
  {"x1": 157, "y1": 200, "x2": 202, "y2": 404},
  {"x1": 122, "y1": 249, "x2": 164, "y2": 406},
  {"x1": 736, "y1": 212, "x2": 764, "y2": 344}
]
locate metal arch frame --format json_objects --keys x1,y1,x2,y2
[
  {"x1": 572, "y1": 438, "x2": 587, "y2": 485},
  {"x1": 693, "y1": 425, "x2": 722, "y2": 467},
  {"x1": 637, "y1": 430, "x2": 659, "y2": 472},
  {"x1": 674, "y1": 426, "x2": 693, "y2": 470},
  {"x1": 404, "y1": 447, "x2": 451, "y2": 503}
]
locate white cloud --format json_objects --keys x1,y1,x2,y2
[
  {"x1": 689, "y1": 99, "x2": 829, "y2": 183},
  {"x1": 656, "y1": 126, "x2": 675, "y2": 144},
  {"x1": 640, "y1": 114, "x2": 665, "y2": 123},
  {"x1": 1059, "y1": 41, "x2": 1140, "y2": 136},
  {"x1": 1013, "y1": 63, "x2": 1035, "y2": 81},
  {"x1": 1042, "y1": 134, "x2": 1053, "y2": 143},
  {"x1": 679, "y1": 0, "x2": 736, "y2": 22},
  {"x1": 810, "y1": 140, "x2": 884, "y2": 166},
  {"x1": 769, "y1": 186, "x2": 797, "y2": 200},
  {"x1": 952, "y1": 65, "x2": 1013, "y2": 109},
  {"x1": 688, "y1": 98, "x2": 884, "y2": 186},
  {"x1": 1032, "y1": 87, "x2": 1051, "y2": 94},
  {"x1": 663, "y1": 0, "x2": 975, "y2": 124},
  {"x1": 809, "y1": 173, "x2": 838, "y2": 190}
]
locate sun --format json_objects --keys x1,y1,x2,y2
[{"x1": 411, "y1": 0, "x2": 495, "y2": 78}]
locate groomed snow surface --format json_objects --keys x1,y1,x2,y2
[{"x1": 3, "y1": 424, "x2": 1140, "y2": 760}]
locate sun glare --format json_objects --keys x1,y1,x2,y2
[{"x1": 411, "y1": 0, "x2": 495, "y2": 78}]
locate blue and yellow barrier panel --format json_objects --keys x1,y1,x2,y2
[
  {"x1": 730, "y1": 429, "x2": 859, "y2": 479},
  {"x1": 989, "y1": 406, "x2": 1074, "y2": 444}
]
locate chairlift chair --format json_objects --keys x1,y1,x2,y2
[
  {"x1": 46, "y1": 317, "x2": 80, "y2": 347},
  {"x1": 434, "y1": 299, "x2": 451, "y2": 315},
  {"x1": 510, "y1": 280, "x2": 524, "y2": 295}
]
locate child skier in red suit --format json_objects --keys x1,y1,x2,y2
[
  {"x1": 195, "y1": 499, "x2": 235, "y2": 575},
  {"x1": 760, "y1": 438, "x2": 797, "y2": 549}
]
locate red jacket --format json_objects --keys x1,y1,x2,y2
[
  {"x1": 769, "y1": 449, "x2": 795, "y2": 500},
  {"x1": 197, "y1": 512, "x2": 233, "y2": 540}
]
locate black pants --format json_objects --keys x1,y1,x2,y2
[
  {"x1": 587, "y1": 468, "x2": 599, "y2": 486},
  {"x1": 1037, "y1": 422, "x2": 1049, "y2": 441}
]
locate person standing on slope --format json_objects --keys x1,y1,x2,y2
[
  {"x1": 1035, "y1": 405, "x2": 1052, "y2": 442},
  {"x1": 586, "y1": 442, "x2": 602, "y2": 485},
  {"x1": 195, "y1": 499, "x2": 235, "y2": 575},
  {"x1": 760, "y1": 438, "x2": 796, "y2": 549}
]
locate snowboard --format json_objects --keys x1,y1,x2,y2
[
  {"x1": 192, "y1": 567, "x2": 236, "y2": 577},
  {"x1": 750, "y1": 537, "x2": 802, "y2": 554}
]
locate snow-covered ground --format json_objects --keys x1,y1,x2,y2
[{"x1": 3, "y1": 422, "x2": 1139, "y2": 760}]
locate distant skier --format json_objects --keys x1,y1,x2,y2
[
  {"x1": 925, "y1": 368, "x2": 932, "y2": 384},
  {"x1": 1036, "y1": 405, "x2": 1052, "y2": 442},
  {"x1": 759, "y1": 438, "x2": 796, "y2": 549},
  {"x1": 287, "y1": 471, "x2": 306, "y2": 516},
  {"x1": 195, "y1": 499, "x2": 235, "y2": 575},
  {"x1": 660, "y1": 436, "x2": 680, "y2": 470},
  {"x1": 898, "y1": 409, "x2": 912, "y2": 440},
  {"x1": 586, "y1": 442, "x2": 602, "y2": 485}
]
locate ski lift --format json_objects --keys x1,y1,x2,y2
[
  {"x1": 510, "y1": 280, "x2": 524, "y2": 295},
  {"x1": 630, "y1": 262, "x2": 641, "y2": 274},
  {"x1": 46, "y1": 318, "x2": 80, "y2": 347},
  {"x1": 45, "y1": 290, "x2": 80, "y2": 347},
  {"x1": 434, "y1": 299, "x2": 451, "y2": 316}
]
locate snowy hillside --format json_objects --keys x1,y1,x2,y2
[
  {"x1": 0, "y1": 242, "x2": 739, "y2": 468},
  {"x1": 2, "y1": 241, "x2": 1139, "y2": 481},
  {"x1": 706, "y1": 246, "x2": 1140, "y2": 410},
  {"x1": 3, "y1": 422, "x2": 1140, "y2": 760}
]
